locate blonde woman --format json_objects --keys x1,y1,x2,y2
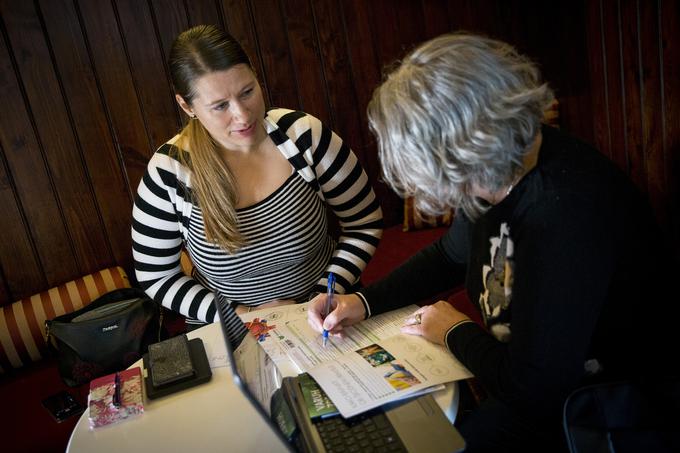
[{"x1": 132, "y1": 25, "x2": 382, "y2": 346}]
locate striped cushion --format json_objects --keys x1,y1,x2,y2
[{"x1": 0, "y1": 266, "x2": 130, "y2": 374}]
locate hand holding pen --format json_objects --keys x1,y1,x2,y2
[{"x1": 322, "y1": 273, "x2": 335, "y2": 347}]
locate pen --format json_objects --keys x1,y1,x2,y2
[
  {"x1": 322, "y1": 272, "x2": 335, "y2": 347},
  {"x1": 113, "y1": 372, "x2": 121, "y2": 407}
]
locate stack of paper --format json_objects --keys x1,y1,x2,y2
[{"x1": 240, "y1": 303, "x2": 472, "y2": 418}]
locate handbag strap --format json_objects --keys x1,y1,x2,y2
[{"x1": 44, "y1": 288, "x2": 160, "y2": 346}]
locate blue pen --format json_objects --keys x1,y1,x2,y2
[{"x1": 323, "y1": 273, "x2": 335, "y2": 347}]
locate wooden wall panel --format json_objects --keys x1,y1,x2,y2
[
  {"x1": 620, "y1": 0, "x2": 646, "y2": 190},
  {"x1": 186, "y1": 0, "x2": 222, "y2": 28},
  {"x1": 659, "y1": 0, "x2": 680, "y2": 263},
  {"x1": 149, "y1": 0, "x2": 188, "y2": 125},
  {"x1": 250, "y1": 0, "x2": 299, "y2": 110},
  {"x1": 638, "y1": 0, "x2": 666, "y2": 227},
  {"x1": 280, "y1": 0, "x2": 331, "y2": 125},
  {"x1": 0, "y1": 141, "x2": 46, "y2": 297},
  {"x1": 0, "y1": 9, "x2": 78, "y2": 289},
  {"x1": 312, "y1": 0, "x2": 364, "y2": 159},
  {"x1": 116, "y1": 0, "x2": 180, "y2": 148},
  {"x1": 586, "y1": 0, "x2": 612, "y2": 161},
  {"x1": 421, "y1": 0, "x2": 453, "y2": 37},
  {"x1": 220, "y1": 0, "x2": 270, "y2": 105},
  {"x1": 2, "y1": 0, "x2": 112, "y2": 276},
  {"x1": 601, "y1": 0, "x2": 628, "y2": 171},
  {"x1": 0, "y1": 0, "x2": 678, "y2": 304},
  {"x1": 39, "y1": 0, "x2": 132, "y2": 269},
  {"x1": 77, "y1": 0, "x2": 154, "y2": 192}
]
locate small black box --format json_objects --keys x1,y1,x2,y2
[{"x1": 143, "y1": 337, "x2": 212, "y2": 399}]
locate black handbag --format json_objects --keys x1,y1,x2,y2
[{"x1": 45, "y1": 287, "x2": 162, "y2": 387}]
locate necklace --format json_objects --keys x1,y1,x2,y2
[{"x1": 504, "y1": 173, "x2": 523, "y2": 197}]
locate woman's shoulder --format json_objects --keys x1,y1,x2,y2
[
  {"x1": 265, "y1": 108, "x2": 322, "y2": 134},
  {"x1": 152, "y1": 135, "x2": 189, "y2": 163},
  {"x1": 146, "y1": 135, "x2": 191, "y2": 178}
]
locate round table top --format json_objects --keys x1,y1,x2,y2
[{"x1": 67, "y1": 323, "x2": 457, "y2": 453}]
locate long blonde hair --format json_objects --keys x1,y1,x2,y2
[
  {"x1": 169, "y1": 25, "x2": 253, "y2": 252},
  {"x1": 172, "y1": 119, "x2": 245, "y2": 252}
]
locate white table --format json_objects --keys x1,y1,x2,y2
[{"x1": 67, "y1": 323, "x2": 458, "y2": 453}]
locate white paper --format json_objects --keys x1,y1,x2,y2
[
  {"x1": 239, "y1": 303, "x2": 417, "y2": 373},
  {"x1": 307, "y1": 334, "x2": 472, "y2": 418},
  {"x1": 275, "y1": 305, "x2": 417, "y2": 372},
  {"x1": 238, "y1": 303, "x2": 312, "y2": 377},
  {"x1": 239, "y1": 302, "x2": 473, "y2": 418},
  {"x1": 188, "y1": 323, "x2": 228, "y2": 368}
]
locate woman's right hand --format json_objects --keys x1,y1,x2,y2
[{"x1": 307, "y1": 293, "x2": 366, "y2": 336}]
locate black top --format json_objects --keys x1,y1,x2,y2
[{"x1": 360, "y1": 125, "x2": 676, "y2": 420}]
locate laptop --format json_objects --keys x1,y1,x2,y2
[{"x1": 215, "y1": 298, "x2": 466, "y2": 453}]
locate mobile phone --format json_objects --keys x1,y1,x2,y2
[
  {"x1": 41, "y1": 390, "x2": 84, "y2": 423},
  {"x1": 148, "y1": 334, "x2": 195, "y2": 387}
]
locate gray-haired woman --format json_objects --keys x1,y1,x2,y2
[{"x1": 309, "y1": 33, "x2": 673, "y2": 450}]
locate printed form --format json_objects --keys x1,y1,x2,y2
[
  {"x1": 239, "y1": 303, "x2": 415, "y2": 374},
  {"x1": 307, "y1": 334, "x2": 472, "y2": 418},
  {"x1": 239, "y1": 302, "x2": 472, "y2": 418}
]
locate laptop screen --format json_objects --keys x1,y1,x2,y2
[
  {"x1": 213, "y1": 298, "x2": 467, "y2": 453},
  {"x1": 215, "y1": 298, "x2": 296, "y2": 450}
]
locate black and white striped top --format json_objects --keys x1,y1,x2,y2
[
  {"x1": 132, "y1": 109, "x2": 383, "y2": 329},
  {"x1": 189, "y1": 173, "x2": 334, "y2": 304}
]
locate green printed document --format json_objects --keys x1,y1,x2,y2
[{"x1": 298, "y1": 373, "x2": 338, "y2": 419}]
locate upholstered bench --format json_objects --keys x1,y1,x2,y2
[{"x1": 0, "y1": 267, "x2": 131, "y2": 453}]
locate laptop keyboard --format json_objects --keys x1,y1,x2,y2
[{"x1": 315, "y1": 410, "x2": 408, "y2": 452}]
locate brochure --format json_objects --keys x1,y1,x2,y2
[
  {"x1": 306, "y1": 333, "x2": 472, "y2": 418},
  {"x1": 240, "y1": 302, "x2": 473, "y2": 418}
]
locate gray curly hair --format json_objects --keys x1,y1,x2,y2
[{"x1": 367, "y1": 33, "x2": 554, "y2": 219}]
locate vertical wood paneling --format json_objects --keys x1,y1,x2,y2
[
  {"x1": 638, "y1": 0, "x2": 666, "y2": 226},
  {"x1": 0, "y1": 9, "x2": 78, "y2": 289},
  {"x1": 659, "y1": 0, "x2": 680, "y2": 261},
  {"x1": 39, "y1": 0, "x2": 132, "y2": 269},
  {"x1": 186, "y1": 0, "x2": 222, "y2": 27},
  {"x1": 0, "y1": 0, "x2": 678, "y2": 303},
  {"x1": 339, "y1": 0, "x2": 381, "y2": 167},
  {"x1": 367, "y1": 1, "x2": 402, "y2": 66},
  {"x1": 149, "y1": 0, "x2": 188, "y2": 125},
  {"x1": 596, "y1": 0, "x2": 629, "y2": 173},
  {"x1": 249, "y1": 0, "x2": 299, "y2": 110},
  {"x1": 619, "y1": 0, "x2": 645, "y2": 189},
  {"x1": 340, "y1": 0, "x2": 398, "y2": 224},
  {"x1": 116, "y1": 0, "x2": 180, "y2": 147},
  {"x1": 421, "y1": 0, "x2": 453, "y2": 37},
  {"x1": 150, "y1": 0, "x2": 188, "y2": 63},
  {"x1": 586, "y1": 0, "x2": 612, "y2": 160},
  {"x1": 280, "y1": 0, "x2": 331, "y2": 125},
  {"x1": 220, "y1": 0, "x2": 270, "y2": 105},
  {"x1": 311, "y1": 0, "x2": 363, "y2": 151},
  {"x1": 0, "y1": 141, "x2": 46, "y2": 301},
  {"x1": 2, "y1": 1, "x2": 111, "y2": 275},
  {"x1": 77, "y1": 0, "x2": 154, "y2": 191}
]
